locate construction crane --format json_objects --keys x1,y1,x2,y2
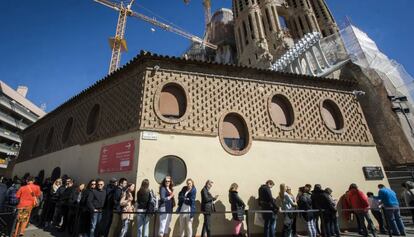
[
  {"x1": 184, "y1": 0, "x2": 212, "y2": 39},
  {"x1": 95, "y1": 0, "x2": 218, "y2": 74}
]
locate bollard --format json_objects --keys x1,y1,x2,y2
[{"x1": 245, "y1": 210, "x2": 250, "y2": 237}]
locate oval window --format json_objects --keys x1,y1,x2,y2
[
  {"x1": 62, "y1": 117, "x2": 74, "y2": 144},
  {"x1": 159, "y1": 83, "x2": 187, "y2": 120},
  {"x1": 321, "y1": 99, "x2": 344, "y2": 131},
  {"x1": 86, "y1": 104, "x2": 100, "y2": 135},
  {"x1": 44, "y1": 127, "x2": 54, "y2": 150},
  {"x1": 154, "y1": 155, "x2": 187, "y2": 185},
  {"x1": 269, "y1": 94, "x2": 294, "y2": 128},
  {"x1": 219, "y1": 112, "x2": 251, "y2": 155},
  {"x1": 32, "y1": 135, "x2": 40, "y2": 156}
]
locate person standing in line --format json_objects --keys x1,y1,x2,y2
[
  {"x1": 136, "y1": 179, "x2": 151, "y2": 237},
  {"x1": 0, "y1": 176, "x2": 8, "y2": 206},
  {"x1": 288, "y1": 186, "x2": 298, "y2": 237},
  {"x1": 102, "y1": 177, "x2": 119, "y2": 237},
  {"x1": 311, "y1": 184, "x2": 336, "y2": 237},
  {"x1": 298, "y1": 185, "x2": 317, "y2": 237},
  {"x1": 87, "y1": 179, "x2": 107, "y2": 237},
  {"x1": 201, "y1": 180, "x2": 218, "y2": 237},
  {"x1": 229, "y1": 183, "x2": 245, "y2": 237},
  {"x1": 367, "y1": 192, "x2": 386, "y2": 234},
  {"x1": 325, "y1": 188, "x2": 340, "y2": 237},
  {"x1": 109, "y1": 178, "x2": 128, "y2": 237},
  {"x1": 377, "y1": 184, "x2": 406, "y2": 236},
  {"x1": 348, "y1": 184, "x2": 376, "y2": 237},
  {"x1": 159, "y1": 176, "x2": 175, "y2": 237},
  {"x1": 119, "y1": 183, "x2": 135, "y2": 237},
  {"x1": 277, "y1": 183, "x2": 296, "y2": 237},
  {"x1": 53, "y1": 178, "x2": 67, "y2": 228},
  {"x1": 6, "y1": 179, "x2": 21, "y2": 207},
  {"x1": 59, "y1": 178, "x2": 76, "y2": 232},
  {"x1": 78, "y1": 180, "x2": 96, "y2": 237},
  {"x1": 401, "y1": 181, "x2": 414, "y2": 224},
  {"x1": 177, "y1": 178, "x2": 197, "y2": 237},
  {"x1": 13, "y1": 176, "x2": 42, "y2": 237},
  {"x1": 258, "y1": 180, "x2": 278, "y2": 237}
]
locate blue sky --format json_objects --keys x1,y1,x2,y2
[{"x1": 0, "y1": 0, "x2": 413, "y2": 112}]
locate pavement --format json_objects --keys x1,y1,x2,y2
[{"x1": 23, "y1": 221, "x2": 414, "y2": 237}]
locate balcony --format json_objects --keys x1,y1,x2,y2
[
  {"x1": 0, "y1": 96, "x2": 39, "y2": 123},
  {"x1": 0, "y1": 143, "x2": 18, "y2": 156},
  {"x1": 0, "y1": 127, "x2": 21, "y2": 143},
  {"x1": 0, "y1": 110, "x2": 29, "y2": 130}
]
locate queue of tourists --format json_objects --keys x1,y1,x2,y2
[{"x1": 0, "y1": 174, "x2": 413, "y2": 237}]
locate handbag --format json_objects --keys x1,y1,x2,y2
[{"x1": 28, "y1": 185, "x2": 40, "y2": 207}]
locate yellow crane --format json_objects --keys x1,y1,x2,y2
[
  {"x1": 184, "y1": 0, "x2": 212, "y2": 39},
  {"x1": 95, "y1": 0, "x2": 217, "y2": 74}
]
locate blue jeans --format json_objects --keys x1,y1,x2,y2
[
  {"x1": 136, "y1": 213, "x2": 150, "y2": 237},
  {"x1": 90, "y1": 212, "x2": 102, "y2": 237},
  {"x1": 384, "y1": 207, "x2": 405, "y2": 235},
  {"x1": 263, "y1": 214, "x2": 276, "y2": 237},
  {"x1": 119, "y1": 219, "x2": 130, "y2": 237}
]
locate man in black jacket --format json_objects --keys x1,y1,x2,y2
[
  {"x1": 201, "y1": 180, "x2": 218, "y2": 237},
  {"x1": 101, "y1": 177, "x2": 118, "y2": 237},
  {"x1": 258, "y1": 180, "x2": 277, "y2": 237},
  {"x1": 298, "y1": 185, "x2": 317, "y2": 237},
  {"x1": 311, "y1": 184, "x2": 337, "y2": 237},
  {"x1": 87, "y1": 179, "x2": 106, "y2": 237},
  {"x1": 107, "y1": 177, "x2": 128, "y2": 237},
  {"x1": 59, "y1": 178, "x2": 76, "y2": 232}
]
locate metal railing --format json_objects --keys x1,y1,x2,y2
[
  {"x1": 0, "y1": 205, "x2": 18, "y2": 237},
  {"x1": 0, "y1": 96, "x2": 38, "y2": 123}
]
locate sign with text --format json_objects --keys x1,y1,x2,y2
[
  {"x1": 98, "y1": 140, "x2": 135, "y2": 174},
  {"x1": 362, "y1": 166, "x2": 384, "y2": 180}
]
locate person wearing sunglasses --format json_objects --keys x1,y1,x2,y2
[
  {"x1": 87, "y1": 179, "x2": 106, "y2": 237},
  {"x1": 158, "y1": 176, "x2": 175, "y2": 237}
]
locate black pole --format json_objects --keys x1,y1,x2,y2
[
  {"x1": 152, "y1": 213, "x2": 157, "y2": 237},
  {"x1": 245, "y1": 210, "x2": 250, "y2": 237}
]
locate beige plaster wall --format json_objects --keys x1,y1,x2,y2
[
  {"x1": 13, "y1": 132, "x2": 140, "y2": 184},
  {"x1": 137, "y1": 131, "x2": 388, "y2": 236}
]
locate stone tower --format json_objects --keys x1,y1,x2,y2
[
  {"x1": 307, "y1": 0, "x2": 338, "y2": 37},
  {"x1": 232, "y1": 0, "x2": 338, "y2": 68}
]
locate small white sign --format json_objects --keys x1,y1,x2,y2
[{"x1": 142, "y1": 131, "x2": 158, "y2": 140}]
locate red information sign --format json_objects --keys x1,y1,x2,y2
[{"x1": 98, "y1": 140, "x2": 135, "y2": 174}]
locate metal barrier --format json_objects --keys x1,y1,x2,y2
[
  {"x1": 36, "y1": 204, "x2": 414, "y2": 237},
  {"x1": 0, "y1": 205, "x2": 17, "y2": 237}
]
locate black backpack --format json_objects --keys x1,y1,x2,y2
[{"x1": 147, "y1": 190, "x2": 158, "y2": 214}]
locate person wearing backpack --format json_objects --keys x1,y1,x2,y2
[
  {"x1": 402, "y1": 181, "x2": 414, "y2": 224},
  {"x1": 136, "y1": 179, "x2": 152, "y2": 237},
  {"x1": 13, "y1": 176, "x2": 42, "y2": 237},
  {"x1": 6, "y1": 179, "x2": 21, "y2": 206}
]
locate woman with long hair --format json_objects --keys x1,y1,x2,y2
[
  {"x1": 177, "y1": 178, "x2": 196, "y2": 237},
  {"x1": 278, "y1": 183, "x2": 296, "y2": 237},
  {"x1": 229, "y1": 183, "x2": 245, "y2": 237},
  {"x1": 136, "y1": 179, "x2": 151, "y2": 237},
  {"x1": 119, "y1": 183, "x2": 135, "y2": 237},
  {"x1": 78, "y1": 179, "x2": 96, "y2": 237},
  {"x1": 44, "y1": 178, "x2": 62, "y2": 228},
  {"x1": 158, "y1": 176, "x2": 174, "y2": 237}
]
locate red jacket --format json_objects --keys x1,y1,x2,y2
[{"x1": 347, "y1": 189, "x2": 369, "y2": 212}]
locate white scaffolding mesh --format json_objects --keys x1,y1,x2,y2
[{"x1": 340, "y1": 23, "x2": 414, "y2": 148}]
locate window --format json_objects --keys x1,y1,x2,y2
[
  {"x1": 269, "y1": 94, "x2": 295, "y2": 129},
  {"x1": 159, "y1": 83, "x2": 186, "y2": 119},
  {"x1": 32, "y1": 135, "x2": 40, "y2": 156},
  {"x1": 219, "y1": 112, "x2": 251, "y2": 155},
  {"x1": 44, "y1": 127, "x2": 54, "y2": 150},
  {"x1": 238, "y1": 0, "x2": 243, "y2": 11},
  {"x1": 86, "y1": 104, "x2": 100, "y2": 135},
  {"x1": 62, "y1": 117, "x2": 74, "y2": 144},
  {"x1": 242, "y1": 21, "x2": 249, "y2": 45},
  {"x1": 320, "y1": 99, "x2": 344, "y2": 132},
  {"x1": 154, "y1": 155, "x2": 187, "y2": 185}
]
